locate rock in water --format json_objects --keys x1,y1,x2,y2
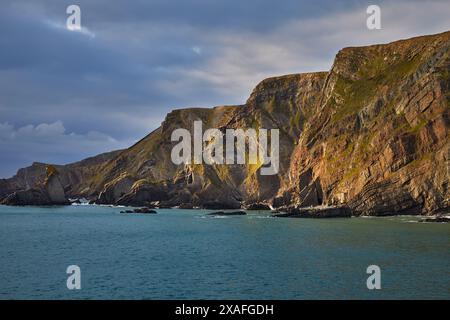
[
  {"x1": 120, "y1": 208, "x2": 157, "y2": 214},
  {"x1": 274, "y1": 206, "x2": 352, "y2": 218},
  {"x1": 133, "y1": 207, "x2": 157, "y2": 214},
  {"x1": 245, "y1": 202, "x2": 271, "y2": 210},
  {"x1": 207, "y1": 211, "x2": 246, "y2": 216},
  {"x1": 120, "y1": 210, "x2": 134, "y2": 214},
  {"x1": 419, "y1": 216, "x2": 450, "y2": 223}
]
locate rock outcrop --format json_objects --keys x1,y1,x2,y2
[
  {"x1": 207, "y1": 210, "x2": 247, "y2": 216},
  {"x1": 0, "y1": 150, "x2": 122, "y2": 200},
  {"x1": 419, "y1": 216, "x2": 450, "y2": 223},
  {"x1": 273, "y1": 206, "x2": 352, "y2": 218},
  {"x1": 1, "y1": 31, "x2": 449, "y2": 215},
  {"x1": 244, "y1": 202, "x2": 272, "y2": 210},
  {"x1": 1, "y1": 166, "x2": 70, "y2": 206}
]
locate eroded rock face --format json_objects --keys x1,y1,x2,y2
[
  {"x1": 280, "y1": 31, "x2": 450, "y2": 216},
  {"x1": 1, "y1": 188, "x2": 51, "y2": 206},
  {"x1": 45, "y1": 172, "x2": 68, "y2": 204},
  {"x1": 116, "y1": 181, "x2": 169, "y2": 206},
  {"x1": 1, "y1": 31, "x2": 449, "y2": 215},
  {"x1": 97, "y1": 173, "x2": 135, "y2": 204},
  {"x1": 244, "y1": 202, "x2": 271, "y2": 210}
]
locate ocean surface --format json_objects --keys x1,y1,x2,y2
[{"x1": 0, "y1": 205, "x2": 448, "y2": 300}]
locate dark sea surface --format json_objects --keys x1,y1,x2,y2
[{"x1": 0, "y1": 205, "x2": 448, "y2": 299}]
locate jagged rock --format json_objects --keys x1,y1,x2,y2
[
  {"x1": 116, "y1": 180, "x2": 169, "y2": 206},
  {"x1": 44, "y1": 169, "x2": 69, "y2": 204},
  {"x1": 280, "y1": 31, "x2": 450, "y2": 216},
  {"x1": 0, "y1": 166, "x2": 69, "y2": 206},
  {"x1": 419, "y1": 216, "x2": 450, "y2": 223},
  {"x1": 97, "y1": 173, "x2": 135, "y2": 204},
  {"x1": 0, "y1": 150, "x2": 122, "y2": 200},
  {"x1": 207, "y1": 210, "x2": 246, "y2": 216},
  {"x1": 274, "y1": 206, "x2": 352, "y2": 218},
  {"x1": 272, "y1": 193, "x2": 291, "y2": 208},
  {"x1": 1, "y1": 188, "x2": 50, "y2": 206},
  {"x1": 244, "y1": 202, "x2": 271, "y2": 210}
]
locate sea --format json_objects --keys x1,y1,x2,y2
[{"x1": 0, "y1": 205, "x2": 448, "y2": 299}]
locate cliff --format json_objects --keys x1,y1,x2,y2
[
  {"x1": 281, "y1": 31, "x2": 450, "y2": 215},
  {"x1": 1, "y1": 31, "x2": 449, "y2": 215},
  {"x1": 0, "y1": 150, "x2": 122, "y2": 200},
  {"x1": 1, "y1": 165, "x2": 70, "y2": 206}
]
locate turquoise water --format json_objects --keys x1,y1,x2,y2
[{"x1": 0, "y1": 205, "x2": 448, "y2": 299}]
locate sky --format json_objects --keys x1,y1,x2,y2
[{"x1": 0, "y1": 0, "x2": 449, "y2": 178}]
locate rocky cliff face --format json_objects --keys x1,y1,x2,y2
[
  {"x1": 281, "y1": 31, "x2": 450, "y2": 215},
  {"x1": 92, "y1": 72, "x2": 327, "y2": 208},
  {"x1": 1, "y1": 165, "x2": 70, "y2": 206},
  {"x1": 1, "y1": 31, "x2": 449, "y2": 214}
]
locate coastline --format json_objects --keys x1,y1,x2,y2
[
  {"x1": 1, "y1": 31, "x2": 449, "y2": 217},
  {"x1": 1, "y1": 203, "x2": 448, "y2": 221}
]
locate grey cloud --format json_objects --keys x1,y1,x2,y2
[{"x1": 0, "y1": 121, "x2": 131, "y2": 177}]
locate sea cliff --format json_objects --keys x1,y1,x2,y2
[{"x1": 1, "y1": 31, "x2": 449, "y2": 215}]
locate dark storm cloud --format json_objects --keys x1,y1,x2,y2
[{"x1": 0, "y1": 0, "x2": 449, "y2": 177}]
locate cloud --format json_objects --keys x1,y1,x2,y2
[
  {"x1": 192, "y1": 46, "x2": 202, "y2": 55},
  {"x1": 159, "y1": 0, "x2": 450, "y2": 100},
  {"x1": 0, "y1": 121, "x2": 131, "y2": 177}
]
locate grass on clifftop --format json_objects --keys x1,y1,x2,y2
[{"x1": 331, "y1": 53, "x2": 424, "y2": 124}]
